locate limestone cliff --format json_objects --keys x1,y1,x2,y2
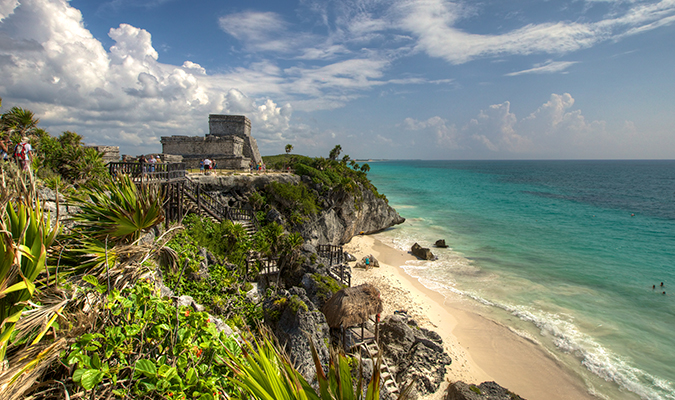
[
  {"x1": 189, "y1": 172, "x2": 405, "y2": 245},
  {"x1": 299, "y1": 177, "x2": 405, "y2": 245}
]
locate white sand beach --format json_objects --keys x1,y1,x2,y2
[{"x1": 344, "y1": 234, "x2": 595, "y2": 400}]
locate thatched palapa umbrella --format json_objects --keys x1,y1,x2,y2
[{"x1": 321, "y1": 283, "x2": 383, "y2": 329}]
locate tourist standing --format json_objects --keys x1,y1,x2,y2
[
  {"x1": 199, "y1": 159, "x2": 204, "y2": 174},
  {"x1": 13, "y1": 136, "x2": 33, "y2": 172},
  {"x1": 139, "y1": 155, "x2": 147, "y2": 177},
  {"x1": 0, "y1": 137, "x2": 9, "y2": 161},
  {"x1": 203, "y1": 158, "x2": 212, "y2": 174},
  {"x1": 148, "y1": 155, "x2": 157, "y2": 173}
]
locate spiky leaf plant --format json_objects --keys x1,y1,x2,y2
[
  {"x1": 0, "y1": 199, "x2": 58, "y2": 362},
  {"x1": 68, "y1": 174, "x2": 164, "y2": 244},
  {"x1": 228, "y1": 329, "x2": 415, "y2": 400}
]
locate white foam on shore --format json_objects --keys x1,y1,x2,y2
[{"x1": 376, "y1": 232, "x2": 675, "y2": 400}]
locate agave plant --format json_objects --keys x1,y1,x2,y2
[
  {"x1": 227, "y1": 329, "x2": 414, "y2": 400},
  {"x1": 0, "y1": 199, "x2": 59, "y2": 363},
  {"x1": 68, "y1": 174, "x2": 164, "y2": 244}
]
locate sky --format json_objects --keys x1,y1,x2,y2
[{"x1": 0, "y1": 0, "x2": 674, "y2": 159}]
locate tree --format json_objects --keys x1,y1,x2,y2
[
  {"x1": 360, "y1": 163, "x2": 370, "y2": 173},
  {"x1": 1, "y1": 107, "x2": 39, "y2": 139},
  {"x1": 341, "y1": 154, "x2": 350, "y2": 165},
  {"x1": 285, "y1": 144, "x2": 293, "y2": 154},
  {"x1": 328, "y1": 144, "x2": 342, "y2": 161}
]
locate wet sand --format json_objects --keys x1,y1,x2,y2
[{"x1": 344, "y1": 234, "x2": 595, "y2": 400}]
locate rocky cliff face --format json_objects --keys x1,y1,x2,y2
[
  {"x1": 192, "y1": 172, "x2": 405, "y2": 245},
  {"x1": 299, "y1": 178, "x2": 405, "y2": 245}
]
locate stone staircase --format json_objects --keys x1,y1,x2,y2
[
  {"x1": 235, "y1": 219, "x2": 258, "y2": 237},
  {"x1": 361, "y1": 341, "x2": 400, "y2": 397}
]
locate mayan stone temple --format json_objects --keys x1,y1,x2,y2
[{"x1": 160, "y1": 115, "x2": 262, "y2": 169}]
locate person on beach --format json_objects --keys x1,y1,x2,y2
[{"x1": 14, "y1": 136, "x2": 33, "y2": 171}]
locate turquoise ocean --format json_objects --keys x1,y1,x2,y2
[{"x1": 365, "y1": 160, "x2": 675, "y2": 400}]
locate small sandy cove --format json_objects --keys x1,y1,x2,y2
[{"x1": 344, "y1": 234, "x2": 594, "y2": 400}]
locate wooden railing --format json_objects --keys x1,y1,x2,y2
[
  {"x1": 317, "y1": 244, "x2": 344, "y2": 266},
  {"x1": 182, "y1": 178, "x2": 260, "y2": 234},
  {"x1": 227, "y1": 207, "x2": 260, "y2": 232},
  {"x1": 182, "y1": 178, "x2": 229, "y2": 222},
  {"x1": 317, "y1": 244, "x2": 350, "y2": 287},
  {"x1": 108, "y1": 162, "x2": 187, "y2": 183}
]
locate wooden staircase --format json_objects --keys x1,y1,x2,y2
[{"x1": 182, "y1": 177, "x2": 259, "y2": 238}]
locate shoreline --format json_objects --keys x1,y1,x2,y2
[{"x1": 344, "y1": 234, "x2": 596, "y2": 400}]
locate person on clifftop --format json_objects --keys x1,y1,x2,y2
[
  {"x1": 13, "y1": 136, "x2": 33, "y2": 172},
  {"x1": 0, "y1": 136, "x2": 10, "y2": 161}
]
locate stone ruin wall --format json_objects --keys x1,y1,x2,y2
[
  {"x1": 160, "y1": 114, "x2": 262, "y2": 169},
  {"x1": 160, "y1": 135, "x2": 247, "y2": 169},
  {"x1": 85, "y1": 145, "x2": 120, "y2": 164},
  {"x1": 208, "y1": 115, "x2": 262, "y2": 164}
]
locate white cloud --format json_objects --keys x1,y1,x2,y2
[
  {"x1": 1, "y1": 0, "x2": 673, "y2": 159},
  {"x1": 0, "y1": 0, "x2": 298, "y2": 155},
  {"x1": 218, "y1": 11, "x2": 296, "y2": 53},
  {"x1": 0, "y1": 0, "x2": 19, "y2": 21},
  {"x1": 402, "y1": 115, "x2": 460, "y2": 149},
  {"x1": 401, "y1": 93, "x2": 623, "y2": 158},
  {"x1": 506, "y1": 60, "x2": 579, "y2": 76},
  {"x1": 392, "y1": 0, "x2": 675, "y2": 64},
  {"x1": 459, "y1": 93, "x2": 613, "y2": 157}
]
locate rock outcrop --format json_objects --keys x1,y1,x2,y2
[
  {"x1": 354, "y1": 254, "x2": 379, "y2": 269},
  {"x1": 300, "y1": 180, "x2": 405, "y2": 245},
  {"x1": 379, "y1": 314, "x2": 451, "y2": 397},
  {"x1": 434, "y1": 239, "x2": 449, "y2": 248},
  {"x1": 445, "y1": 381, "x2": 526, "y2": 400},
  {"x1": 411, "y1": 243, "x2": 435, "y2": 260},
  {"x1": 265, "y1": 287, "x2": 331, "y2": 384}
]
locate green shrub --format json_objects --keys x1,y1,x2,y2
[
  {"x1": 65, "y1": 281, "x2": 241, "y2": 398},
  {"x1": 266, "y1": 181, "x2": 320, "y2": 216}
]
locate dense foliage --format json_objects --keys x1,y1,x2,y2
[
  {"x1": 0, "y1": 98, "x2": 110, "y2": 187},
  {"x1": 65, "y1": 281, "x2": 241, "y2": 399},
  {"x1": 0, "y1": 107, "x2": 401, "y2": 399}
]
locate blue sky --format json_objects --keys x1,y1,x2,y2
[{"x1": 0, "y1": 0, "x2": 674, "y2": 159}]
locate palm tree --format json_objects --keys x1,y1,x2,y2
[
  {"x1": 329, "y1": 145, "x2": 342, "y2": 161},
  {"x1": 285, "y1": 144, "x2": 293, "y2": 154},
  {"x1": 1, "y1": 107, "x2": 39, "y2": 140},
  {"x1": 341, "y1": 154, "x2": 350, "y2": 166},
  {"x1": 360, "y1": 163, "x2": 370, "y2": 173}
]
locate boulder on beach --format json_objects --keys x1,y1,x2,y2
[
  {"x1": 444, "y1": 381, "x2": 526, "y2": 400},
  {"x1": 434, "y1": 239, "x2": 449, "y2": 248},
  {"x1": 411, "y1": 243, "x2": 435, "y2": 260},
  {"x1": 355, "y1": 254, "x2": 379, "y2": 269}
]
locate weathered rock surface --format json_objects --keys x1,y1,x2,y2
[
  {"x1": 354, "y1": 254, "x2": 379, "y2": 269},
  {"x1": 300, "y1": 182, "x2": 405, "y2": 245},
  {"x1": 301, "y1": 272, "x2": 344, "y2": 309},
  {"x1": 411, "y1": 243, "x2": 435, "y2": 260},
  {"x1": 445, "y1": 381, "x2": 526, "y2": 400},
  {"x1": 190, "y1": 173, "x2": 404, "y2": 245},
  {"x1": 191, "y1": 172, "x2": 300, "y2": 190},
  {"x1": 267, "y1": 287, "x2": 331, "y2": 384},
  {"x1": 434, "y1": 239, "x2": 449, "y2": 248},
  {"x1": 380, "y1": 314, "x2": 451, "y2": 397}
]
